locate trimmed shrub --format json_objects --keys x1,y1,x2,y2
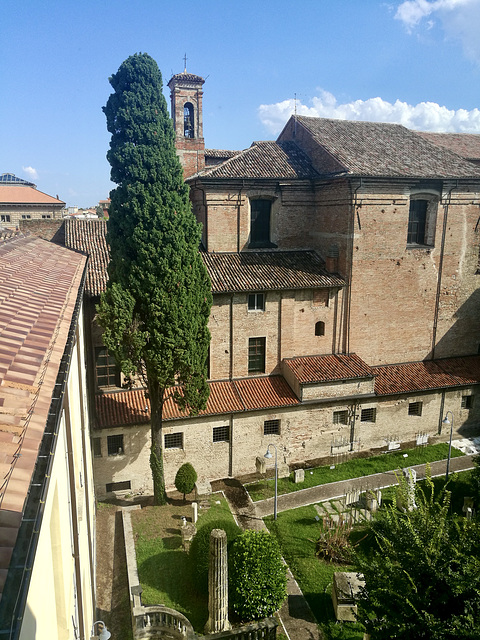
[
  {"x1": 175, "y1": 463, "x2": 197, "y2": 500},
  {"x1": 189, "y1": 519, "x2": 241, "y2": 591},
  {"x1": 230, "y1": 530, "x2": 287, "y2": 621}
]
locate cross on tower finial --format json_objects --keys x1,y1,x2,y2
[{"x1": 183, "y1": 53, "x2": 187, "y2": 73}]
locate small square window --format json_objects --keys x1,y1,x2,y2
[
  {"x1": 361, "y1": 408, "x2": 376, "y2": 423},
  {"x1": 41, "y1": 214, "x2": 52, "y2": 219},
  {"x1": 408, "y1": 402, "x2": 423, "y2": 416},
  {"x1": 248, "y1": 337, "x2": 266, "y2": 374},
  {"x1": 248, "y1": 292, "x2": 265, "y2": 311},
  {"x1": 333, "y1": 410, "x2": 348, "y2": 425},
  {"x1": 213, "y1": 425, "x2": 230, "y2": 442},
  {"x1": 21, "y1": 214, "x2": 31, "y2": 220},
  {"x1": 264, "y1": 419, "x2": 280, "y2": 435},
  {"x1": 165, "y1": 432, "x2": 183, "y2": 449},
  {"x1": 461, "y1": 395, "x2": 473, "y2": 410},
  {"x1": 1, "y1": 215, "x2": 11, "y2": 223},
  {"x1": 107, "y1": 434, "x2": 124, "y2": 456},
  {"x1": 92, "y1": 437, "x2": 102, "y2": 457}
]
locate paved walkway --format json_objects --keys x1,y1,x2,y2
[{"x1": 218, "y1": 454, "x2": 476, "y2": 640}]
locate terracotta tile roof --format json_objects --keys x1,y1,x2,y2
[
  {"x1": 95, "y1": 375, "x2": 300, "y2": 428},
  {"x1": 191, "y1": 141, "x2": 320, "y2": 180},
  {"x1": 295, "y1": 116, "x2": 480, "y2": 179},
  {"x1": 0, "y1": 185, "x2": 65, "y2": 206},
  {"x1": 205, "y1": 149, "x2": 239, "y2": 160},
  {"x1": 0, "y1": 236, "x2": 86, "y2": 596},
  {"x1": 202, "y1": 250, "x2": 345, "y2": 293},
  {"x1": 64, "y1": 218, "x2": 109, "y2": 297},
  {"x1": 373, "y1": 355, "x2": 480, "y2": 395},
  {"x1": 417, "y1": 131, "x2": 480, "y2": 162},
  {"x1": 283, "y1": 353, "x2": 374, "y2": 384},
  {"x1": 167, "y1": 71, "x2": 205, "y2": 86}
]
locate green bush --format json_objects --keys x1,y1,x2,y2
[
  {"x1": 230, "y1": 530, "x2": 287, "y2": 621},
  {"x1": 174, "y1": 463, "x2": 197, "y2": 500},
  {"x1": 189, "y1": 519, "x2": 241, "y2": 591}
]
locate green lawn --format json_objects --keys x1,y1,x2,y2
[
  {"x1": 131, "y1": 494, "x2": 237, "y2": 633},
  {"x1": 247, "y1": 443, "x2": 464, "y2": 501},
  {"x1": 265, "y1": 469, "x2": 475, "y2": 640}
]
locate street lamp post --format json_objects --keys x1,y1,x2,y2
[
  {"x1": 442, "y1": 411, "x2": 454, "y2": 480},
  {"x1": 91, "y1": 621, "x2": 111, "y2": 640},
  {"x1": 264, "y1": 443, "x2": 278, "y2": 520}
]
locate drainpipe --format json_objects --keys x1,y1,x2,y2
[
  {"x1": 431, "y1": 181, "x2": 457, "y2": 359},
  {"x1": 345, "y1": 179, "x2": 362, "y2": 355}
]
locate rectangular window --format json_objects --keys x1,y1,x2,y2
[
  {"x1": 213, "y1": 425, "x2": 230, "y2": 442},
  {"x1": 107, "y1": 434, "x2": 124, "y2": 456},
  {"x1": 95, "y1": 347, "x2": 120, "y2": 388},
  {"x1": 408, "y1": 401, "x2": 423, "y2": 416},
  {"x1": 106, "y1": 480, "x2": 131, "y2": 492},
  {"x1": 249, "y1": 199, "x2": 272, "y2": 247},
  {"x1": 21, "y1": 214, "x2": 31, "y2": 220},
  {"x1": 461, "y1": 395, "x2": 473, "y2": 410},
  {"x1": 361, "y1": 408, "x2": 376, "y2": 423},
  {"x1": 165, "y1": 432, "x2": 183, "y2": 449},
  {"x1": 407, "y1": 199, "x2": 427, "y2": 244},
  {"x1": 248, "y1": 292, "x2": 265, "y2": 311},
  {"x1": 248, "y1": 337, "x2": 266, "y2": 374},
  {"x1": 41, "y1": 214, "x2": 52, "y2": 219},
  {"x1": 333, "y1": 410, "x2": 348, "y2": 425},
  {"x1": 92, "y1": 437, "x2": 102, "y2": 458},
  {"x1": 264, "y1": 419, "x2": 280, "y2": 435},
  {"x1": 0, "y1": 215, "x2": 11, "y2": 223}
]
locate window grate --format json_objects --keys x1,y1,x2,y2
[
  {"x1": 408, "y1": 401, "x2": 422, "y2": 416},
  {"x1": 333, "y1": 410, "x2": 348, "y2": 425},
  {"x1": 107, "y1": 434, "x2": 124, "y2": 456},
  {"x1": 264, "y1": 419, "x2": 280, "y2": 435},
  {"x1": 213, "y1": 425, "x2": 230, "y2": 442},
  {"x1": 360, "y1": 408, "x2": 376, "y2": 423},
  {"x1": 165, "y1": 432, "x2": 183, "y2": 449}
]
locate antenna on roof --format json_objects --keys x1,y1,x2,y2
[{"x1": 183, "y1": 53, "x2": 187, "y2": 73}]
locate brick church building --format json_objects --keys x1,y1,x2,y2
[{"x1": 76, "y1": 70, "x2": 480, "y2": 497}]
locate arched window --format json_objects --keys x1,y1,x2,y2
[
  {"x1": 184, "y1": 102, "x2": 194, "y2": 138},
  {"x1": 315, "y1": 321, "x2": 325, "y2": 336}
]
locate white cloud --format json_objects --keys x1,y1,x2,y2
[
  {"x1": 22, "y1": 166, "x2": 38, "y2": 180},
  {"x1": 395, "y1": 0, "x2": 480, "y2": 64},
  {"x1": 258, "y1": 91, "x2": 480, "y2": 135}
]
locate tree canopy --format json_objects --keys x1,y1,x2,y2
[
  {"x1": 355, "y1": 474, "x2": 480, "y2": 639},
  {"x1": 98, "y1": 53, "x2": 212, "y2": 504}
]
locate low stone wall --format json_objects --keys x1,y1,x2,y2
[{"x1": 121, "y1": 507, "x2": 277, "y2": 640}]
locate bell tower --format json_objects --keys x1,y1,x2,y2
[{"x1": 168, "y1": 63, "x2": 205, "y2": 178}]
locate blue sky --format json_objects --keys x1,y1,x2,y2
[{"x1": 2, "y1": 0, "x2": 480, "y2": 207}]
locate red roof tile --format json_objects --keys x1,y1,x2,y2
[
  {"x1": 64, "y1": 219, "x2": 109, "y2": 297},
  {"x1": 0, "y1": 185, "x2": 64, "y2": 205},
  {"x1": 283, "y1": 353, "x2": 374, "y2": 384},
  {"x1": 95, "y1": 376, "x2": 299, "y2": 428}
]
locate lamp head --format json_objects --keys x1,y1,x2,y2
[
  {"x1": 264, "y1": 449, "x2": 273, "y2": 460},
  {"x1": 443, "y1": 415, "x2": 451, "y2": 425},
  {"x1": 92, "y1": 621, "x2": 111, "y2": 640}
]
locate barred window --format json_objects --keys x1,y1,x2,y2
[
  {"x1": 461, "y1": 395, "x2": 473, "y2": 410},
  {"x1": 333, "y1": 410, "x2": 348, "y2": 425},
  {"x1": 213, "y1": 425, "x2": 230, "y2": 442},
  {"x1": 165, "y1": 432, "x2": 183, "y2": 449},
  {"x1": 107, "y1": 434, "x2": 124, "y2": 456},
  {"x1": 361, "y1": 408, "x2": 376, "y2": 423},
  {"x1": 408, "y1": 402, "x2": 423, "y2": 416},
  {"x1": 264, "y1": 419, "x2": 280, "y2": 435}
]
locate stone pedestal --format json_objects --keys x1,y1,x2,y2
[
  {"x1": 332, "y1": 572, "x2": 365, "y2": 621},
  {"x1": 294, "y1": 469, "x2": 305, "y2": 483},
  {"x1": 205, "y1": 529, "x2": 231, "y2": 634}
]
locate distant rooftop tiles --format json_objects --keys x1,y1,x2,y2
[
  {"x1": 284, "y1": 353, "x2": 374, "y2": 384},
  {"x1": 203, "y1": 251, "x2": 345, "y2": 293},
  {"x1": 95, "y1": 355, "x2": 480, "y2": 429},
  {"x1": 373, "y1": 355, "x2": 480, "y2": 396},
  {"x1": 64, "y1": 218, "x2": 109, "y2": 297},
  {"x1": 417, "y1": 132, "x2": 480, "y2": 163},
  {"x1": 0, "y1": 236, "x2": 86, "y2": 588},
  {"x1": 0, "y1": 185, "x2": 64, "y2": 205},
  {"x1": 95, "y1": 375, "x2": 300, "y2": 428},
  {"x1": 294, "y1": 116, "x2": 480, "y2": 179},
  {"x1": 191, "y1": 141, "x2": 320, "y2": 180}
]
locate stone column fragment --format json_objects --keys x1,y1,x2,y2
[{"x1": 204, "y1": 528, "x2": 231, "y2": 633}]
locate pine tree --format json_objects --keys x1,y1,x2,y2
[{"x1": 98, "y1": 53, "x2": 212, "y2": 505}]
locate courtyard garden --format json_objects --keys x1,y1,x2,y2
[{"x1": 246, "y1": 442, "x2": 464, "y2": 501}]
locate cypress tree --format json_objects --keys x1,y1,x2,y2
[{"x1": 98, "y1": 53, "x2": 212, "y2": 505}]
